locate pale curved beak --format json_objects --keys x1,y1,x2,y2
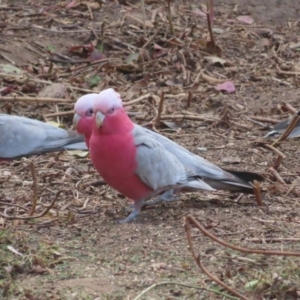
[
  {"x1": 73, "y1": 113, "x2": 81, "y2": 129},
  {"x1": 95, "y1": 111, "x2": 105, "y2": 128}
]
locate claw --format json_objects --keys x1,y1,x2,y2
[{"x1": 117, "y1": 199, "x2": 144, "y2": 224}]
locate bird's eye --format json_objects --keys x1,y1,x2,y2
[
  {"x1": 85, "y1": 108, "x2": 93, "y2": 117},
  {"x1": 108, "y1": 107, "x2": 115, "y2": 114}
]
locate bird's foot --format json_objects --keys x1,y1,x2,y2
[
  {"x1": 125, "y1": 203, "x2": 135, "y2": 212},
  {"x1": 117, "y1": 199, "x2": 144, "y2": 224}
]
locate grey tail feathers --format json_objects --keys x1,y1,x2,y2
[{"x1": 205, "y1": 170, "x2": 265, "y2": 194}]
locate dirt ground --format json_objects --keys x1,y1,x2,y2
[{"x1": 1, "y1": 0, "x2": 300, "y2": 299}]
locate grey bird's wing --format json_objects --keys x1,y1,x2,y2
[
  {"x1": 63, "y1": 142, "x2": 88, "y2": 150},
  {"x1": 0, "y1": 114, "x2": 85, "y2": 159},
  {"x1": 264, "y1": 111, "x2": 300, "y2": 139},
  {"x1": 132, "y1": 127, "x2": 214, "y2": 195},
  {"x1": 134, "y1": 124, "x2": 264, "y2": 193}
]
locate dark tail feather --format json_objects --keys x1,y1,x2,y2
[
  {"x1": 223, "y1": 169, "x2": 265, "y2": 183},
  {"x1": 204, "y1": 170, "x2": 264, "y2": 194}
]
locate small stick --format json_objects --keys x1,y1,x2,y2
[
  {"x1": 269, "y1": 167, "x2": 286, "y2": 184},
  {"x1": 156, "y1": 92, "x2": 165, "y2": 125},
  {"x1": 185, "y1": 215, "x2": 300, "y2": 256},
  {"x1": 248, "y1": 116, "x2": 280, "y2": 124},
  {"x1": 123, "y1": 93, "x2": 151, "y2": 106},
  {"x1": 273, "y1": 155, "x2": 283, "y2": 170},
  {"x1": 141, "y1": 0, "x2": 146, "y2": 38},
  {"x1": 167, "y1": 0, "x2": 174, "y2": 35},
  {"x1": 0, "y1": 96, "x2": 71, "y2": 103},
  {"x1": 186, "y1": 91, "x2": 192, "y2": 108},
  {"x1": 243, "y1": 115, "x2": 272, "y2": 128},
  {"x1": 85, "y1": 1, "x2": 93, "y2": 20},
  {"x1": 185, "y1": 217, "x2": 249, "y2": 300},
  {"x1": 258, "y1": 143, "x2": 286, "y2": 159},
  {"x1": 201, "y1": 71, "x2": 224, "y2": 83},
  {"x1": 272, "y1": 111, "x2": 300, "y2": 147},
  {"x1": 206, "y1": 2, "x2": 215, "y2": 49},
  {"x1": 142, "y1": 25, "x2": 163, "y2": 48},
  {"x1": 29, "y1": 163, "x2": 38, "y2": 216},
  {"x1": 132, "y1": 281, "x2": 239, "y2": 300},
  {"x1": 246, "y1": 238, "x2": 300, "y2": 243},
  {"x1": 1, "y1": 190, "x2": 63, "y2": 220},
  {"x1": 126, "y1": 14, "x2": 154, "y2": 28},
  {"x1": 44, "y1": 110, "x2": 73, "y2": 119},
  {"x1": 281, "y1": 103, "x2": 298, "y2": 114},
  {"x1": 253, "y1": 180, "x2": 263, "y2": 206}
]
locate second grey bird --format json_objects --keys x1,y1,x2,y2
[
  {"x1": 264, "y1": 110, "x2": 300, "y2": 139},
  {"x1": 0, "y1": 113, "x2": 87, "y2": 161}
]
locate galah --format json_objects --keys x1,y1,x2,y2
[
  {"x1": 264, "y1": 110, "x2": 300, "y2": 139},
  {"x1": 0, "y1": 113, "x2": 87, "y2": 161},
  {"x1": 89, "y1": 89, "x2": 215, "y2": 223},
  {"x1": 73, "y1": 93, "x2": 99, "y2": 148},
  {"x1": 73, "y1": 89, "x2": 264, "y2": 199}
]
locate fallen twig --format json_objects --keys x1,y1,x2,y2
[
  {"x1": 132, "y1": 281, "x2": 239, "y2": 300},
  {"x1": 269, "y1": 167, "x2": 286, "y2": 184},
  {"x1": 142, "y1": 25, "x2": 163, "y2": 48},
  {"x1": 186, "y1": 91, "x2": 192, "y2": 108},
  {"x1": 44, "y1": 111, "x2": 74, "y2": 119},
  {"x1": 185, "y1": 216, "x2": 249, "y2": 300},
  {"x1": 156, "y1": 91, "x2": 165, "y2": 125},
  {"x1": 29, "y1": 163, "x2": 38, "y2": 216},
  {"x1": 141, "y1": 0, "x2": 146, "y2": 38},
  {"x1": 246, "y1": 237, "x2": 300, "y2": 243},
  {"x1": 0, "y1": 96, "x2": 71, "y2": 103},
  {"x1": 0, "y1": 190, "x2": 63, "y2": 220},
  {"x1": 272, "y1": 111, "x2": 300, "y2": 147},
  {"x1": 248, "y1": 116, "x2": 280, "y2": 124},
  {"x1": 167, "y1": 0, "x2": 174, "y2": 35},
  {"x1": 256, "y1": 141, "x2": 286, "y2": 169},
  {"x1": 124, "y1": 93, "x2": 151, "y2": 106},
  {"x1": 185, "y1": 214, "x2": 300, "y2": 256},
  {"x1": 253, "y1": 180, "x2": 263, "y2": 206},
  {"x1": 281, "y1": 103, "x2": 298, "y2": 114}
]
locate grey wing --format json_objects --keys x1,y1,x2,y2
[
  {"x1": 265, "y1": 114, "x2": 300, "y2": 139},
  {"x1": 134, "y1": 124, "x2": 225, "y2": 179},
  {"x1": 134, "y1": 124, "x2": 263, "y2": 193},
  {"x1": 0, "y1": 114, "x2": 84, "y2": 159},
  {"x1": 63, "y1": 142, "x2": 88, "y2": 150},
  {"x1": 289, "y1": 126, "x2": 300, "y2": 138},
  {"x1": 133, "y1": 134, "x2": 187, "y2": 191}
]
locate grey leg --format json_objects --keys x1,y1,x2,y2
[{"x1": 118, "y1": 198, "x2": 145, "y2": 224}]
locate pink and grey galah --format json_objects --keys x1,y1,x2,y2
[
  {"x1": 73, "y1": 93, "x2": 99, "y2": 148},
  {"x1": 73, "y1": 89, "x2": 264, "y2": 193},
  {"x1": 89, "y1": 89, "x2": 215, "y2": 223},
  {"x1": 0, "y1": 113, "x2": 87, "y2": 161},
  {"x1": 84, "y1": 88, "x2": 264, "y2": 223}
]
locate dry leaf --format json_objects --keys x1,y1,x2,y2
[
  {"x1": 222, "y1": 156, "x2": 241, "y2": 164},
  {"x1": 237, "y1": 16, "x2": 254, "y2": 24},
  {"x1": 66, "y1": 150, "x2": 90, "y2": 158},
  {"x1": 0, "y1": 64, "x2": 23, "y2": 75},
  {"x1": 125, "y1": 53, "x2": 140, "y2": 64},
  {"x1": 89, "y1": 2, "x2": 101, "y2": 10},
  {"x1": 38, "y1": 83, "x2": 66, "y2": 98},
  {"x1": 215, "y1": 81, "x2": 235, "y2": 93}
]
